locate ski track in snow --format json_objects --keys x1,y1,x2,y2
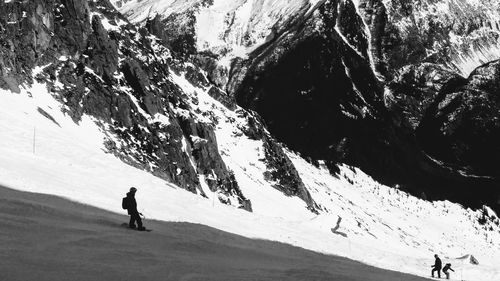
[{"x1": 1, "y1": 68, "x2": 500, "y2": 280}]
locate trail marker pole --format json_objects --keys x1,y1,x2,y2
[{"x1": 33, "y1": 127, "x2": 36, "y2": 155}]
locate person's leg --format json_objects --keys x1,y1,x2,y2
[
  {"x1": 129, "y1": 211, "x2": 139, "y2": 228},
  {"x1": 129, "y1": 214, "x2": 135, "y2": 228},
  {"x1": 445, "y1": 272, "x2": 449, "y2": 279},
  {"x1": 437, "y1": 269, "x2": 441, "y2": 278},
  {"x1": 431, "y1": 268, "x2": 435, "y2": 277},
  {"x1": 136, "y1": 213, "x2": 143, "y2": 229}
]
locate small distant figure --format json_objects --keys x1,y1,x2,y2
[
  {"x1": 330, "y1": 216, "x2": 348, "y2": 237},
  {"x1": 431, "y1": 254, "x2": 442, "y2": 278},
  {"x1": 442, "y1": 263, "x2": 455, "y2": 280},
  {"x1": 122, "y1": 187, "x2": 146, "y2": 231}
]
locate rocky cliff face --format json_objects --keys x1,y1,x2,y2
[
  {"x1": 0, "y1": 0, "x2": 324, "y2": 213},
  {"x1": 418, "y1": 60, "x2": 500, "y2": 179},
  {"x1": 356, "y1": 0, "x2": 500, "y2": 208},
  {"x1": 229, "y1": 0, "x2": 385, "y2": 166},
  {"x1": 357, "y1": 0, "x2": 500, "y2": 78},
  {"x1": 107, "y1": 0, "x2": 500, "y2": 212},
  {"x1": 3, "y1": 0, "x2": 499, "y2": 213},
  {"x1": 0, "y1": 0, "x2": 255, "y2": 211}
]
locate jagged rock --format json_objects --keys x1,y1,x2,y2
[
  {"x1": 263, "y1": 135, "x2": 318, "y2": 213},
  {"x1": 5, "y1": 0, "x2": 499, "y2": 214},
  {"x1": 194, "y1": 53, "x2": 229, "y2": 88},
  {"x1": 239, "y1": 111, "x2": 266, "y2": 140},
  {"x1": 0, "y1": 0, "x2": 252, "y2": 210},
  {"x1": 356, "y1": 0, "x2": 388, "y2": 77},
  {"x1": 145, "y1": 13, "x2": 196, "y2": 56},
  {"x1": 418, "y1": 60, "x2": 500, "y2": 179},
  {"x1": 230, "y1": 0, "x2": 384, "y2": 165},
  {"x1": 88, "y1": 15, "x2": 119, "y2": 79},
  {"x1": 388, "y1": 63, "x2": 465, "y2": 129},
  {"x1": 234, "y1": 109, "x2": 317, "y2": 212},
  {"x1": 226, "y1": 0, "x2": 500, "y2": 212},
  {"x1": 207, "y1": 86, "x2": 236, "y2": 110},
  {"x1": 184, "y1": 64, "x2": 210, "y2": 88},
  {"x1": 358, "y1": 0, "x2": 500, "y2": 78},
  {"x1": 177, "y1": 115, "x2": 250, "y2": 208}
]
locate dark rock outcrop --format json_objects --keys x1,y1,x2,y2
[
  {"x1": 231, "y1": 0, "x2": 383, "y2": 162},
  {"x1": 388, "y1": 63, "x2": 465, "y2": 130},
  {"x1": 239, "y1": 111, "x2": 318, "y2": 212},
  {"x1": 418, "y1": 60, "x2": 500, "y2": 180},
  {"x1": 0, "y1": 0, "x2": 250, "y2": 210},
  {"x1": 145, "y1": 12, "x2": 197, "y2": 57},
  {"x1": 226, "y1": 0, "x2": 500, "y2": 212},
  {"x1": 262, "y1": 135, "x2": 318, "y2": 213},
  {"x1": 358, "y1": 0, "x2": 500, "y2": 78},
  {"x1": 356, "y1": 0, "x2": 388, "y2": 77},
  {"x1": 178, "y1": 115, "x2": 252, "y2": 210}
]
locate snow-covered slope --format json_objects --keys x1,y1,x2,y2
[
  {"x1": 1, "y1": 76, "x2": 499, "y2": 280},
  {"x1": 2, "y1": 0, "x2": 500, "y2": 280}
]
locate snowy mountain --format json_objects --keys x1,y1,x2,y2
[
  {"x1": 1, "y1": 0, "x2": 500, "y2": 280},
  {"x1": 112, "y1": 0, "x2": 322, "y2": 65},
  {"x1": 2, "y1": 49, "x2": 500, "y2": 280},
  {"x1": 109, "y1": 0, "x2": 500, "y2": 212},
  {"x1": 380, "y1": 0, "x2": 500, "y2": 77},
  {"x1": 112, "y1": 0, "x2": 500, "y2": 77}
]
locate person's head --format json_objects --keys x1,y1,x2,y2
[
  {"x1": 435, "y1": 254, "x2": 439, "y2": 258},
  {"x1": 447, "y1": 263, "x2": 451, "y2": 266},
  {"x1": 130, "y1": 187, "x2": 137, "y2": 193}
]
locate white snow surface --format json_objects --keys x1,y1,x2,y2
[{"x1": 1, "y1": 76, "x2": 500, "y2": 280}]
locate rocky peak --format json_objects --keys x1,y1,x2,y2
[
  {"x1": 358, "y1": 0, "x2": 500, "y2": 78},
  {"x1": 110, "y1": 0, "x2": 500, "y2": 213},
  {"x1": 418, "y1": 60, "x2": 500, "y2": 179},
  {"x1": 3, "y1": 0, "x2": 499, "y2": 214},
  {"x1": 0, "y1": 0, "x2": 256, "y2": 211}
]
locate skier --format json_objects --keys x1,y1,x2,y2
[
  {"x1": 123, "y1": 187, "x2": 146, "y2": 231},
  {"x1": 442, "y1": 263, "x2": 455, "y2": 280},
  {"x1": 431, "y1": 254, "x2": 442, "y2": 278}
]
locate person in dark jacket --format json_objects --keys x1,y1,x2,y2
[
  {"x1": 431, "y1": 254, "x2": 442, "y2": 278},
  {"x1": 442, "y1": 263, "x2": 454, "y2": 279},
  {"x1": 126, "y1": 187, "x2": 145, "y2": 231}
]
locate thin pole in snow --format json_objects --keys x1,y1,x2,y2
[{"x1": 33, "y1": 127, "x2": 36, "y2": 155}]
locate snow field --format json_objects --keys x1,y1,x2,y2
[{"x1": 1, "y1": 71, "x2": 499, "y2": 280}]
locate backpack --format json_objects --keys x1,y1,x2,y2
[{"x1": 122, "y1": 197, "x2": 130, "y2": 210}]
